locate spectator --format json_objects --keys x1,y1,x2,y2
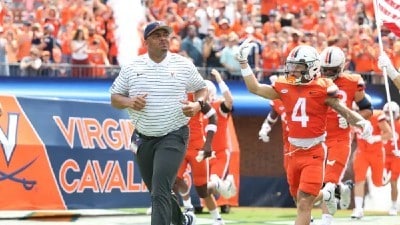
[
  {"x1": 241, "y1": 26, "x2": 262, "y2": 74},
  {"x1": 169, "y1": 35, "x2": 182, "y2": 54},
  {"x1": 219, "y1": 32, "x2": 241, "y2": 79},
  {"x1": 351, "y1": 34, "x2": 376, "y2": 74},
  {"x1": 5, "y1": 29, "x2": 18, "y2": 75},
  {"x1": 300, "y1": 4, "x2": 318, "y2": 32},
  {"x1": 214, "y1": 18, "x2": 232, "y2": 37},
  {"x1": 39, "y1": 23, "x2": 58, "y2": 62},
  {"x1": 86, "y1": 24, "x2": 109, "y2": 55},
  {"x1": 35, "y1": 0, "x2": 51, "y2": 24},
  {"x1": 195, "y1": 0, "x2": 214, "y2": 39},
  {"x1": 279, "y1": 4, "x2": 295, "y2": 27},
  {"x1": 31, "y1": 22, "x2": 42, "y2": 48},
  {"x1": 262, "y1": 10, "x2": 281, "y2": 36},
  {"x1": 202, "y1": 26, "x2": 223, "y2": 75},
  {"x1": 181, "y1": 24, "x2": 203, "y2": 67},
  {"x1": 101, "y1": 7, "x2": 118, "y2": 65},
  {"x1": 40, "y1": 50, "x2": 55, "y2": 77},
  {"x1": 70, "y1": 27, "x2": 90, "y2": 77},
  {"x1": 20, "y1": 47, "x2": 42, "y2": 77},
  {"x1": 283, "y1": 29, "x2": 302, "y2": 59},
  {"x1": 179, "y1": 2, "x2": 200, "y2": 38},
  {"x1": 43, "y1": 6, "x2": 61, "y2": 37},
  {"x1": 0, "y1": 27, "x2": 9, "y2": 76},
  {"x1": 16, "y1": 20, "x2": 33, "y2": 63},
  {"x1": 261, "y1": 37, "x2": 282, "y2": 79},
  {"x1": 88, "y1": 38, "x2": 109, "y2": 77},
  {"x1": 58, "y1": 21, "x2": 74, "y2": 64}
]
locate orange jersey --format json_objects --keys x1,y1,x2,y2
[
  {"x1": 88, "y1": 50, "x2": 107, "y2": 77},
  {"x1": 211, "y1": 100, "x2": 230, "y2": 151},
  {"x1": 271, "y1": 99, "x2": 289, "y2": 151},
  {"x1": 187, "y1": 93, "x2": 205, "y2": 150},
  {"x1": 356, "y1": 110, "x2": 386, "y2": 152},
  {"x1": 384, "y1": 119, "x2": 400, "y2": 156},
  {"x1": 273, "y1": 77, "x2": 338, "y2": 139},
  {"x1": 326, "y1": 73, "x2": 365, "y2": 138}
]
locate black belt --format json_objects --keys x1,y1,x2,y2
[{"x1": 136, "y1": 131, "x2": 159, "y2": 140}]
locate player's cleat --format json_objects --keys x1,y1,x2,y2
[
  {"x1": 323, "y1": 182, "x2": 337, "y2": 215},
  {"x1": 339, "y1": 180, "x2": 353, "y2": 209},
  {"x1": 351, "y1": 208, "x2": 364, "y2": 219},
  {"x1": 184, "y1": 207, "x2": 194, "y2": 213},
  {"x1": 212, "y1": 218, "x2": 225, "y2": 225},
  {"x1": 309, "y1": 216, "x2": 315, "y2": 225},
  {"x1": 194, "y1": 206, "x2": 203, "y2": 214},
  {"x1": 220, "y1": 205, "x2": 231, "y2": 214},
  {"x1": 146, "y1": 206, "x2": 152, "y2": 215},
  {"x1": 388, "y1": 206, "x2": 398, "y2": 216},
  {"x1": 183, "y1": 210, "x2": 196, "y2": 225}
]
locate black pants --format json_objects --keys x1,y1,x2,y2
[{"x1": 135, "y1": 126, "x2": 189, "y2": 225}]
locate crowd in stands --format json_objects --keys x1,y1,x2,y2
[
  {"x1": 0, "y1": 0, "x2": 399, "y2": 81},
  {"x1": 0, "y1": 0, "x2": 115, "y2": 77},
  {"x1": 140, "y1": 0, "x2": 400, "y2": 83}
]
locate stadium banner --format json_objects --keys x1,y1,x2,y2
[
  {"x1": 0, "y1": 95, "x2": 240, "y2": 209},
  {"x1": 0, "y1": 77, "x2": 399, "y2": 209}
]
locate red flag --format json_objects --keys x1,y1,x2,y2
[{"x1": 377, "y1": 0, "x2": 400, "y2": 37}]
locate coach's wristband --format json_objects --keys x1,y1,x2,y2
[{"x1": 241, "y1": 66, "x2": 253, "y2": 77}]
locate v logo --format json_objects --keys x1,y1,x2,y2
[
  {"x1": 0, "y1": 113, "x2": 19, "y2": 164},
  {"x1": 326, "y1": 159, "x2": 336, "y2": 166}
]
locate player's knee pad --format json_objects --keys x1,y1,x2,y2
[{"x1": 195, "y1": 184, "x2": 209, "y2": 198}]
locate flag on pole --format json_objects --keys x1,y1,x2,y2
[{"x1": 377, "y1": 0, "x2": 400, "y2": 37}]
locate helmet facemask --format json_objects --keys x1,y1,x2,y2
[
  {"x1": 285, "y1": 45, "x2": 321, "y2": 85},
  {"x1": 320, "y1": 66, "x2": 342, "y2": 80},
  {"x1": 285, "y1": 59, "x2": 319, "y2": 85},
  {"x1": 320, "y1": 46, "x2": 345, "y2": 80}
]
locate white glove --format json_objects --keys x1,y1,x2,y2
[
  {"x1": 366, "y1": 135, "x2": 382, "y2": 144},
  {"x1": 258, "y1": 123, "x2": 271, "y2": 142},
  {"x1": 392, "y1": 150, "x2": 400, "y2": 157},
  {"x1": 338, "y1": 116, "x2": 348, "y2": 129},
  {"x1": 356, "y1": 120, "x2": 373, "y2": 140},
  {"x1": 195, "y1": 150, "x2": 216, "y2": 162},
  {"x1": 236, "y1": 38, "x2": 252, "y2": 63},
  {"x1": 378, "y1": 52, "x2": 399, "y2": 80}
]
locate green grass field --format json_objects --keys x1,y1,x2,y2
[{"x1": 130, "y1": 207, "x2": 399, "y2": 225}]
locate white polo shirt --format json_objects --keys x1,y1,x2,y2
[{"x1": 110, "y1": 52, "x2": 206, "y2": 137}]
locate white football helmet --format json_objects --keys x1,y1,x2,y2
[
  {"x1": 320, "y1": 46, "x2": 345, "y2": 80},
  {"x1": 383, "y1": 101, "x2": 400, "y2": 120},
  {"x1": 204, "y1": 80, "x2": 217, "y2": 101},
  {"x1": 285, "y1": 45, "x2": 321, "y2": 84}
]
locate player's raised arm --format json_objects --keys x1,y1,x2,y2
[{"x1": 236, "y1": 38, "x2": 279, "y2": 100}]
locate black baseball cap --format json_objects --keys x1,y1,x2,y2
[{"x1": 144, "y1": 21, "x2": 172, "y2": 39}]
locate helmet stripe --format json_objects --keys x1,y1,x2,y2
[
  {"x1": 325, "y1": 49, "x2": 332, "y2": 64},
  {"x1": 291, "y1": 47, "x2": 300, "y2": 58}
]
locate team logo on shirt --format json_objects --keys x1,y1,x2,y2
[{"x1": 280, "y1": 89, "x2": 288, "y2": 94}]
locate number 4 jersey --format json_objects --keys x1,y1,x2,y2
[{"x1": 273, "y1": 76, "x2": 339, "y2": 140}]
